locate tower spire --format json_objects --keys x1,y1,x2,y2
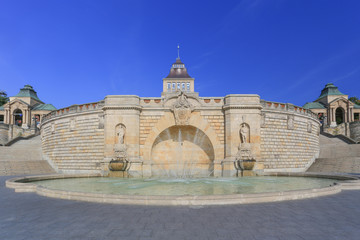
[{"x1": 177, "y1": 44, "x2": 180, "y2": 59}]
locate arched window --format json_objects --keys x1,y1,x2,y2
[
  {"x1": 13, "y1": 109, "x2": 23, "y2": 126},
  {"x1": 335, "y1": 107, "x2": 344, "y2": 125}
]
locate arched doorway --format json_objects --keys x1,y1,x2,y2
[
  {"x1": 336, "y1": 107, "x2": 344, "y2": 125},
  {"x1": 151, "y1": 125, "x2": 215, "y2": 177},
  {"x1": 13, "y1": 109, "x2": 23, "y2": 126}
]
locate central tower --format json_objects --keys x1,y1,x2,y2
[{"x1": 162, "y1": 57, "x2": 195, "y2": 96}]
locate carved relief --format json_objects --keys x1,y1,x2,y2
[
  {"x1": 172, "y1": 92, "x2": 194, "y2": 125},
  {"x1": 307, "y1": 121, "x2": 312, "y2": 133},
  {"x1": 260, "y1": 113, "x2": 266, "y2": 128},
  {"x1": 239, "y1": 123, "x2": 250, "y2": 144},
  {"x1": 51, "y1": 123, "x2": 55, "y2": 134},
  {"x1": 287, "y1": 115, "x2": 294, "y2": 130},
  {"x1": 69, "y1": 118, "x2": 76, "y2": 131},
  {"x1": 98, "y1": 114, "x2": 104, "y2": 129}
]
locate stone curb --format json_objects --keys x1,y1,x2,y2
[{"x1": 5, "y1": 173, "x2": 360, "y2": 206}]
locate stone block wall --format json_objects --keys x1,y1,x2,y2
[
  {"x1": 350, "y1": 121, "x2": 360, "y2": 142},
  {"x1": 139, "y1": 115, "x2": 162, "y2": 145},
  {"x1": 0, "y1": 124, "x2": 9, "y2": 145},
  {"x1": 41, "y1": 111, "x2": 104, "y2": 173},
  {"x1": 202, "y1": 115, "x2": 225, "y2": 144},
  {"x1": 261, "y1": 111, "x2": 320, "y2": 172}
]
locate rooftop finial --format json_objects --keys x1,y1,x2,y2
[{"x1": 177, "y1": 44, "x2": 180, "y2": 59}]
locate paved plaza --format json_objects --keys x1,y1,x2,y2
[{"x1": 1, "y1": 175, "x2": 360, "y2": 240}]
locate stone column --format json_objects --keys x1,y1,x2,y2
[
  {"x1": 330, "y1": 107, "x2": 336, "y2": 127},
  {"x1": 222, "y1": 94, "x2": 262, "y2": 176},
  {"x1": 103, "y1": 95, "x2": 142, "y2": 176}
]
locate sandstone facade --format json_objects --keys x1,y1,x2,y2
[{"x1": 41, "y1": 94, "x2": 320, "y2": 177}]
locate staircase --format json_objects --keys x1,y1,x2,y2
[
  {"x1": 0, "y1": 136, "x2": 55, "y2": 175},
  {"x1": 307, "y1": 133, "x2": 360, "y2": 173}
]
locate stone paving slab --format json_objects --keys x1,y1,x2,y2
[{"x1": 1, "y1": 175, "x2": 360, "y2": 240}]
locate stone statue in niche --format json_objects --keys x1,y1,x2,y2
[
  {"x1": 235, "y1": 122, "x2": 256, "y2": 173},
  {"x1": 114, "y1": 124, "x2": 127, "y2": 159},
  {"x1": 117, "y1": 125, "x2": 125, "y2": 145},
  {"x1": 109, "y1": 124, "x2": 129, "y2": 172},
  {"x1": 240, "y1": 123, "x2": 250, "y2": 144},
  {"x1": 287, "y1": 115, "x2": 294, "y2": 130},
  {"x1": 172, "y1": 91, "x2": 194, "y2": 125}
]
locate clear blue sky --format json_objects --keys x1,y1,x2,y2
[{"x1": 1, "y1": 0, "x2": 359, "y2": 109}]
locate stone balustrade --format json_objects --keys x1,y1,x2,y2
[
  {"x1": 42, "y1": 100, "x2": 105, "y2": 123},
  {"x1": 261, "y1": 100, "x2": 318, "y2": 120}
]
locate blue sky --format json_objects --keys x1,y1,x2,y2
[{"x1": 1, "y1": 0, "x2": 359, "y2": 109}]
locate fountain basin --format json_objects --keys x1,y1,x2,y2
[{"x1": 6, "y1": 173, "x2": 360, "y2": 205}]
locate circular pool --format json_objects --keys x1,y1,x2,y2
[
  {"x1": 34, "y1": 176, "x2": 337, "y2": 196},
  {"x1": 6, "y1": 173, "x2": 360, "y2": 205}
]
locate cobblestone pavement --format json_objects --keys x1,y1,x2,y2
[{"x1": 1, "y1": 176, "x2": 360, "y2": 240}]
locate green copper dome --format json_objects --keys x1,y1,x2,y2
[
  {"x1": 317, "y1": 83, "x2": 345, "y2": 100},
  {"x1": 13, "y1": 85, "x2": 42, "y2": 102},
  {"x1": 303, "y1": 102, "x2": 326, "y2": 109}
]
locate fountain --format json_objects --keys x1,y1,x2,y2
[{"x1": 234, "y1": 123, "x2": 257, "y2": 177}]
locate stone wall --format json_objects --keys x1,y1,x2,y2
[
  {"x1": 350, "y1": 121, "x2": 360, "y2": 142},
  {"x1": 260, "y1": 101, "x2": 320, "y2": 172},
  {"x1": 0, "y1": 124, "x2": 36, "y2": 145},
  {"x1": 39, "y1": 96, "x2": 321, "y2": 175},
  {"x1": 0, "y1": 124, "x2": 9, "y2": 145},
  {"x1": 41, "y1": 102, "x2": 104, "y2": 173}
]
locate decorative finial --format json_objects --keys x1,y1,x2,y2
[{"x1": 177, "y1": 44, "x2": 180, "y2": 59}]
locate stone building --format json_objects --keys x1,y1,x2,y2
[
  {"x1": 0, "y1": 85, "x2": 56, "y2": 127},
  {"x1": 303, "y1": 83, "x2": 360, "y2": 126},
  {"x1": 40, "y1": 57, "x2": 321, "y2": 177}
]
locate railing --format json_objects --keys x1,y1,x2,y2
[
  {"x1": 42, "y1": 100, "x2": 105, "y2": 123},
  {"x1": 261, "y1": 100, "x2": 318, "y2": 119}
]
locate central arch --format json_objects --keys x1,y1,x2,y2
[{"x1": 151, "y1": 125, "x2": 214, "y2": 177}]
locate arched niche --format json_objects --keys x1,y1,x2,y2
[
  {"x1": 150, "y1": 125, "x2": 214, "y2": 177},
  {"x1": 336, "y1": 107, "x2": 345, "y2": 125},
  {"x1": 13, "y1": 109, "x2": 23, "y2": 126}
]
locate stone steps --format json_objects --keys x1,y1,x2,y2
[
  {"x1": 0, "y1": 136, "x2": 55, "y2": 175},
  {"x1": 307, "y1": 133, "x2": 360, "y2": 173}
]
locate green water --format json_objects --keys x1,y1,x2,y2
[{"x1": 33, "y1": 176, "x2": 338, "y2": 196}]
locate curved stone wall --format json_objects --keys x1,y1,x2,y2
[
  {"x1": 260, "y1": 101, "x2": 320, "y2": 172},
  {"x1": 40, "y1": 96, "x2": 320, "y2": 175},
  {"x1": 41, "y1": 102, "x2": 104, "y2": 173},
  {"x1": 350, "y1": 121, "x2": 360, "y2": 142}
]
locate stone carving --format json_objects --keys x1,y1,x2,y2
[
  {"x1": 98, "y1": 114, "x2": 104, "y2": 129},
  {"x1": 109, "y1": 124, "x2": 129, "y2": 171},
  {"x1": 51, "y1": 123, "x2": 55, "y2": 134},
  {"x1": 172, "y1": 91, "x2": 193, "y2": 125},
  {"x1": 260, "y1": 113, "x2": 266, "y2": 128},
  {"x1": 307, "y1": 121, "x2": 312, "y2": 133},
  {"x1": 69, "y1": 118, "x2": 76, "y2": 131},
  {"x1": 235, "y1": 123, "x2": 256, "y2": 173},
  {"x1": 117, "y1": 124, "x2": 125, "y2": 145},
  {"x1": 240, "y1": 123, "x2": 250, "y2": 144},
  {"x1": 287, "y1": 115, "x2": 294, "y2": 130}
]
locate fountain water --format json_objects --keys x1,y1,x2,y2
[{"x1": 150, "y1": 126, "x2": 214, "y2": 178}]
